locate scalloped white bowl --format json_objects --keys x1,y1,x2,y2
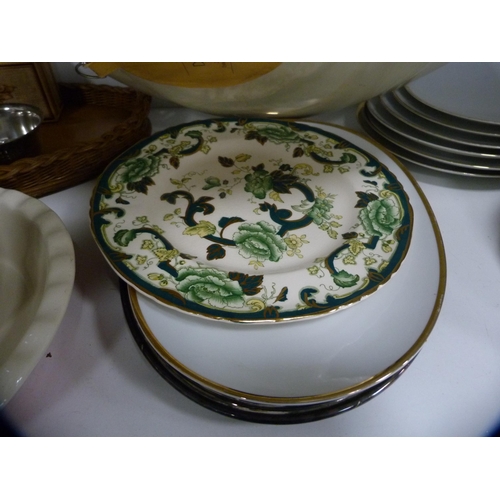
[{"x1": 0, "y1": 188, "x2": 75, "y2": 407}]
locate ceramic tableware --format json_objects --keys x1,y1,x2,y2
[
  {"x1": 361, "y1": 104, "x2": 500, "y2": 171},
  {"x1": 379, "y1": 93, "x2": 500, "y2": 149},
  {"x1": 393, "y1": 87, "x2": 500, "y2": 137},
  {"x1": 120, "y1": 278, "x2": 413, "y2": 424},
  {"x1": 119, "y1": 124, "x2": 446, "y2": 407},
  {"x1": 366, "y1": 96, "x2": 500, "y2": 158},
  {"x1": 82, "y1": 62, "x2": 443, "y2": 118},
  {"x1": 0, "y1": 188, "x2": 75, "y2": 407},
  {"x1": 358, "y1": 105, "x2": 500, "y2": 178},
  {"x1": 91, "y1": 118, "x2": 413, "y2": 323},
  {"x1": 406, "y1": 62, "x2": 500, "y2": 127}
]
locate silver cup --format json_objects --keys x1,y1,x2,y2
[{"x1": 0, "y1": 104, "x2": 43, "y2": 165}]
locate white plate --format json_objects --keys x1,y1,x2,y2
[
  {"x1": 379, "y1": 93, "x2": 500, "y2": 149},
  {"x1": 362, "y1": 104, "x2": 500, "y2": 170},
  {"x1": 407, "y1": 62, "x2": 500, "y2": 126},
  {"x1": 126, "y1": 125, "x2": 446, "y2": 406},
  {"x1": 394, "y1": 87, "x2": 500, "y2": 137},
  {"x1": 366, "y1": 97, "x2": 500, "y2": 158},
  {"x1": 0, "y1": 188, "x2": 75, "y2": 407},
  {"x1": 358, "y1": 105, "x2": 500, "y2": 178},
  {"x1": 91, "y1": 119, "x2": 413, "y2": 323},
  {"x1": 121, "y1": 281, "x2": 413, "y2": 423}
]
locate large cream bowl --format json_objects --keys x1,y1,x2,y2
[{"x1": 83, "y1": 62, "x2": 444, "y2": 118}]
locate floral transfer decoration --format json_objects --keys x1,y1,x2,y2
[{"x1": 90, "y1": 118, "x2": 413, "y2": 322}]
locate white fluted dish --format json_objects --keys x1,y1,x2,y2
[{"x1": 0, "y1": 188, "x2": 75, "y2": 407}]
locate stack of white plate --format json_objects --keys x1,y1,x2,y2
[
  {"x1": 119, "y1": 283, "x2": 418, "y2": 424},
  {"x1": 358, "y1": 63, "x2": 500, "y2": 177},
  {"x1": 90, "y1": 117, "x2": 446, "y2": 424}
]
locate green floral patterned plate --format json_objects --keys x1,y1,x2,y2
[{"x1": 90, "y1": 119, "x2": 413, "y2": 323}]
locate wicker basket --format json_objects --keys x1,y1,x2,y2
[{"x1": 0, "y1": 83, "x2": 152, "y2": 198}]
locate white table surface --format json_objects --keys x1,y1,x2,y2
[{"x1": 3, "y1": 98, "x2": 500, "y2": 437}]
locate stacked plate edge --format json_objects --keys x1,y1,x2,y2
[
  {"x1": 358, "y1": 63, "x2": 500, "y2": 177},
  {"x1": 120, "y1": 281, "x2": 415, "y2": 425}
]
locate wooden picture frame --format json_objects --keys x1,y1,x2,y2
[{"x1": 0, "y1": 62, "x2": 63, "y2": 121}]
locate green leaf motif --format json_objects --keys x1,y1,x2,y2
[
  {"x1": 269, "y1": 191, "x2": 284, "y2": 203},
  {"x1": 183, "y1": 220, "x2": 217, "y2": 237},
  {"x1": 333, "y1": 270, "x2": 360, "y2": 288},
  {"x1": 382, "y1": 243, "x2": 393, "y2": 253},
  {"x1": 340, "y1": 153, "x2": 358, "y2": 164},
  {"x1": 327, "y1": 228, "x2": 338, "y2": 239},
  {"x1": 244, "y1": 168, "x2": 273, "y2": 199},
  {"x1": 343, "y1": 255, "x2": 357, "y2": 265},
  {"x1": 148, "y1": 273, "x2": 165, "y2": 281},
  {"x1": 202, "y1": 177, "x2": 222, "y2": 190},
  {"x1": 185, "y1": 130, "x2": 203, "y2": 138},
  {"x1": 349, "y1": 240, "x2": 365, "y2": 256},
  {"x1": 113, "y1": 229, "x2": 137, "y2": 247},
  {"x1": 254, "y1": 124, "x2": 301, "y2": 144},
  {"x1": 235, "y1": 154, "x2": 252, "y2": 162}
]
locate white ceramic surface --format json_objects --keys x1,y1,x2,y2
[
  {"x1": 406, "y1": 62, "x2": 500, "y2": 125},
  {"x1": 127, "y1": 124, "x2": 446, "y2": 406},
  {"x1": 0, "y1": 188, "x2": 75, "y2": 407},
  {"x1": 103, "y1": 62, "x2": 443, "y2": 117},
  {"x1": 366, "y1": 96, "x2": 500, "y2": 158},
  {"x1": 379, "y1": 93, "x2": 500, "y2": 149},
  {"x1": 361, "y1": 104, "x2": 500, "y2": 170},
  {"x1": 394, "y1": 87, "x2": 500, "y2": 137},
  {"x1": 122, "y1": 286, "x2": 414, "y2": 422},
  {"x1": 358, "y1": 105, "x2": 500, "y2": 178}
]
